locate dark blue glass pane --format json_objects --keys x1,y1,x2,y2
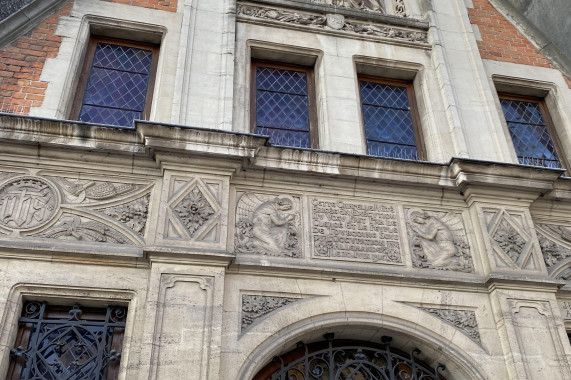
[
  {"x1": 256, "y1": 66, "x2": 308, "y2": 95},
  {"x1": 83, "y1": 68, "x2": 148, "y2": 111},
  {"x1": 500, "y1": 98, "x2": 561, "y2": 169},
  {"x1": 366, "y1": 141, "x2": 419, "y2": 160},
  {"x1": 360, "y1": 81, "x2": 409, "y2": 109},
  {"x1": 363, "y1": 106, "x2": 415, "y2": 145},
  {"x1": 92, "y1": 43, "x2": 152, "y2": 74},
  {"x1": 256, "y1": 126, "x2": 311, "y2": 148},
  {"x1": 78, "y1": 105, "x2": 141, "y2": 128},
  {"x1": 256, "y1": 91, "x2": 309, "y2": 131}
]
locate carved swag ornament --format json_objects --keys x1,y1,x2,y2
[
  {"x1": 235, "y1": 193, "x2": 301, "y2": 257},
  {"x1": 237, "y1": 4, "x2": 427, "y2": 43},
  {"x1": 407, "y1": 209, "x2": 473, "y2": 272}
]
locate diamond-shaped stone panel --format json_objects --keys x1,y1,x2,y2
[
  {"x1": 172, "y1": 187, "x2": 216, "y2": 237},
  {"x1": 493, "y1": 218, "x2": 527, "y2": 263}
]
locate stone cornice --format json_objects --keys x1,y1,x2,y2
[{"x1": 0, "y1": 113, "x2": 568, "y2": 199}]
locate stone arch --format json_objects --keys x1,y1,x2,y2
[{"x1": 237, "y1": 312, "x2": 488, "y2": 380}]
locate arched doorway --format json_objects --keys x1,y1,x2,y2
[{"x1": 254, "y1": 333, "x2": 447, "y2": 380}]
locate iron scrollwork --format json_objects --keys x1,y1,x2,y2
[
  {"x1": 9, "y1": 302, "x2": 127, "y2": 380},
  {"x1": 263, "y1": 334, "x2": 446, "y2": 380}
]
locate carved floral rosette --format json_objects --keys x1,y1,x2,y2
[
  {"x1": 236, "y1": 2, "x2": 427, "y2": 44},
  {"x1": 406, "y1": 208, "x2": 473, "y2": 272},
  {"x1": 235, "y1": 192, "x2": 302, "y2": 258},
  {"x1": 535, "y1": 223, "x2": 571, "y2": 281},
  {"x1": 0, "y1": 173, "x2": 152, "y2": 246}
]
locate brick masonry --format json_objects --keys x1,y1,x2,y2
[
  {"x1": 0, "y1": 1, "x2": 73, "y2": 115},
  {"x1": 102, "y1": 0, "x2": 177, "y2": 12},
  {"x1": 467, "y1": 0, "x2": 570, "y2": 87}
]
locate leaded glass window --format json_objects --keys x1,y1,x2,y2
[
  {"x1": 360, "y1": 78, "x2": 423, "y2": 160},
  {"x1": 253, "y1": 62, "x2": 317, "y2": 148},
  {"x1": 72, "y1": 38, "x2": 158, "y2": 128},
  {"x1": 8, "y1": 302, "x2": 127, "y2": 380},
  {"x1": 499, "y1": 96, "x2": 564, "y2": 169}
]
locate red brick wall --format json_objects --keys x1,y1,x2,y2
[
  {"x1": 0, "y1": 1, "x2": 73, "y2": 115},
  {"x1": 467, "y1": 0, "x2": 554, "y2": 68},
  {"x1": 102, "y1": 0, "x2": 177, "y2": 12}
]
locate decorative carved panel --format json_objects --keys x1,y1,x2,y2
[
  {"x1": 484, "y1": 209, "x2": 537, "y2": 270},
  {"x1": 536, "y1": 223, "x2": 571, "y2": 280},
  {"x1": 405, "y1": 209, "x2": 473, "y2": 272},
  {"x1": 311, "y1": 0, "x2": 385, "y2": 13},
  {"x1": 420, "y1": 307, "x2": 480, "y2": 342},
  {"x1": 0, "y1": 173, "x2": 152, "y2": 245},
  {"x1": 241, "y1": 295, "x2": 300, "y2": 331},
  {"x1": 310, "y1": 198, "x2": 402, "y2": 264},
  {"x1": 236, "y1": 3, "x2": 427, "y2": 44},
  {"x1": 235, "y1": 192, "x2": 302, "y2": 257}
]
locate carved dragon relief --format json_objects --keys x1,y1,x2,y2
[
  {"x1": 536, "y1": 223, "x2": 571, "y2": 281},
  {"x1": 237, "y1": 4, "x2": 427, "y2": 43},
  {"x1": 0, "y1": 173, "x2": 152, "y2": 245},
  {"x1": 406, "y1": 209, "x2": 474, "y2": 272},
  {"x1": 235, "y1": 193, "x2": 302, "y2": 257}
]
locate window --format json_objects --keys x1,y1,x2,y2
[
  {"x1": 251, "y1": 61, "x2": 318, "y2": 148},
  {"x1": 359, "y1": 77, "x2": 424, "y2": 160},
  {"x1": 499, "y1": 94, "x2": 566, "y2": 169},
  {"x1": 70, "y1": 37, "x2": 159, "y2": 128},
  {"x1": 8, "y1": 302, "x2": 127, "y2": 380}
]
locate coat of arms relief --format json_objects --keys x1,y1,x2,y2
[{"x1": 0, "y1": 173, "x2": 152, "y2": 245}]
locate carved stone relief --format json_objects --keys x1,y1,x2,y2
[
  {"x1": 161, "y1": 176, "x2": 224, "y2": 244},
  {"x1": 393, "y1": 0, "x2": 407, "y2": 17},
  {"x1": 173, "y1": 187, "x2": 216, "y2": 237},
  {"x1": 536, "y1": 223, "x2": 571, "y2": 280},
  {"x1": 485, "y1": 210, "x2": 536, "y2": 270},
  {"x1": 235, "y1": 193, "x2": 302, "y2": 257},
  {"x1": 406, "y1": 209, "x2": 473, "y2": 272},
  {"x1": 311, "y1": 0, "x2": 385, "y2": 13},
  {"x1": 236, "y1": 4, "x2": 427, "y2": 43},
  {"x1": 420, "y1": 308, "x2": 480, "y2": 342},
  {"x1": 0, "y1": 173, "x2": 152, "y2": 245},
  {"x1": 241, "y1": 295, "x2": 298, "y2": 331},
  {"x1": 310, "y1": 198, "x2": 402, "y2": 264},
  {"x1": 37, "y1": 214, "x2": 131, "y2": 244}
]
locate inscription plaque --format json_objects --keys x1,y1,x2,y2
[{"x1": 310, "y1": 198, "x2": 402, "y2": 264}]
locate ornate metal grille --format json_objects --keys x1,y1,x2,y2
[
  {"x1": 499, "y1": 98, "x2": 562, "y2": 169},
  {"x1": 360, "y1": 80, "x2": 419, "y2": 160},
  {"x1": 78, "y1": 42, "x2": 154, "y2": 128},
  {"x1": 256, "y1": 335, "x2": 446, "y2": 380},
  {"x1": 8, "y1": 302, "x2": 127, "y2": 380},
  {"x1": 255, "y1": 65, "x2": 312, "y2": 148}
]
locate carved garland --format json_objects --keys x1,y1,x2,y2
[{"x1": 236, "y1": 4, "x2": 427, "y2": 43}]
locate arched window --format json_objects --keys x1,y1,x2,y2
[{"x1": 254, "y1": 334, "x2": 447, "y2": 380}]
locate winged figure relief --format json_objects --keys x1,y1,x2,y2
[{"x1": 235, "y1": 193, "x2": 301, "y2": 257}]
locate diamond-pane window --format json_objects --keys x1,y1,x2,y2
[
  {"x1": 499, "y1": 96, "x2": 564, "y2": 169},
  {"x1": 360, "y1": 79, "x2": 423, "y2": 160},
  {"x1": 71, "y1": 39, "x2": 158, "y2": 128},
  {"x1": 252, "y1": 62, "x2": 317, "y2": 148},
  {"x1": 8, "y1": 302, "x2": 127, "y2": 380}
]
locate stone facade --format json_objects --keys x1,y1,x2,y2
[{"x1": 0, "y1": 0, "x2": 570, "y2": 379}]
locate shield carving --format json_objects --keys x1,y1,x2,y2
[{"x1": 326, "y1": 14, "x2": 345, "y2": 30}]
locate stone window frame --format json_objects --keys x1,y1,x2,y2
[
  {"x1": 250, "y1": 59, "x2": 319, "y2": 149},
  {"x1": 0, "y1": 284, "x2": 136, "y2": 379},
  {"x1": 69, "y1": 36, "x2": 160, "y2": 128},
  {"x1": 492, "y1": 75, "x2": 571, "y2": 172},
  {"x1": 357, "y1": 74, "x2": 425, "y2": 160},
  {"x1": 57, "y1": 16, "x2": 166, "y2": 122},
  {"x1": 497, "y1": 92, "x2": 569, "y2": 171}
]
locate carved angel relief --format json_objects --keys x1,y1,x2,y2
[
  {"x1": 536, "y1": 223, "x2": 571, "y2": 281},
  {"x1": 235, "y1": 193, "x2": 302, "y2": 257},
  {"x1": 0, "y1": 174, "x2": 152, "y2": 245},
  {"x1": 406, "y1": 209, "x2": 473, "y2": 272}
]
